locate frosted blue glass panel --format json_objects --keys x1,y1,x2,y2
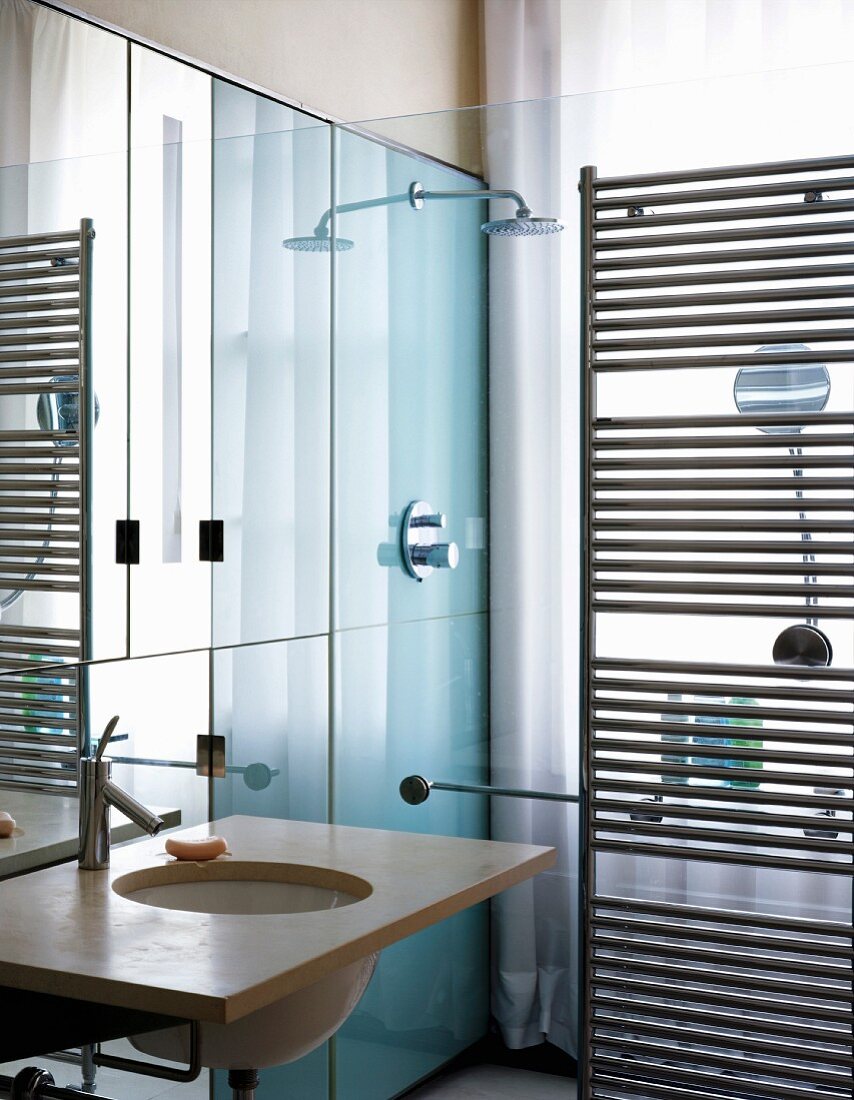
[
  {"x1": 334, "y1": 128, "x2": 488, "y2": 631},
  {"x1": 210, "y1": 635, "x2": 328, "y2": 824},
  {"x1": 333, "y1": 614, "x2": 489, "y2": 1098},
  {"x1": 212, "y1": 81, "x2": 331, "y2": 648}
]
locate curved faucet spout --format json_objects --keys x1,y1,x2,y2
[{"x1": 102, "y1": 779, "x2": 164, "y2": 837}]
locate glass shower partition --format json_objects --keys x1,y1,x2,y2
[{"x1": 331, "y1": 123, "x2": 490, "y2": 1099}]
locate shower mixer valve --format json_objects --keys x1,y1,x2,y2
[{"x1": 401, "y1": 500, "x2": 459, "y2": 581}]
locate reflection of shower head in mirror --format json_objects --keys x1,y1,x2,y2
[
  {"x1": 733, "y1": 344, "x2": 830, "y2": 434},
  {"x1": 36, "y1": 380, "x2": 100, "y2": 441},
  {"x1": 0, "y1": 383, "x2": 101, "y2": 615},
  {"x1": 734, "y1": 344, "x2": 833, "y2": 668}
]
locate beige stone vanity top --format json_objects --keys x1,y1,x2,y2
[
  {"x1": 0, "y1": 815, "x2": 555, "y2": 1025},
  {"x1": 0, "y1": 790, "x2": 181, "y2": 879}
]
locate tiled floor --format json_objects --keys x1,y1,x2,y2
[{"x1": 406, "y1": 1065, "x2": 577, "y2": 1098}]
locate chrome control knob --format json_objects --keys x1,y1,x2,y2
[
  {"x1": 411, "y1": 543, "x2": 459, "y2": 570},
  {"x1": 400, "y1": 500, "x2": 459, "y2": 581},
  {"x1": 410, "y1": 512, "x2": 446, "y2": 529}
]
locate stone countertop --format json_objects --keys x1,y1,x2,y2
[
  {"x1": 0, "y1": 815, "x2": 555, "y2": 1025},
  {"x1": 0, "y1": 789, "x2": 182, "y2": 879}
]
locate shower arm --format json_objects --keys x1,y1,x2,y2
[
  {"x1": 311, "y1": 183, "x2": 532, "y2": 238},
  {"x1": 312, "y1": 192, "x2": 410, "y2": 237},
  {"x1": 409, "y1": 183, "x2": 532, "y2": 217}
]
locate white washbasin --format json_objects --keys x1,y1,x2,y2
[
  {"x1": 119, "y1": 878, "x2": 360, "y2": 916},
  {"x1": 113, "y1": 861, "x2": 377, "y2": 1070}
]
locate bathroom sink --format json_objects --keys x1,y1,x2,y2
[
  {"x1": 114, "y1": 860, "x2": 376, "y2": 1069},
  {"x1": 113, "y1": 860, "x2": 368, "y2": 916}
]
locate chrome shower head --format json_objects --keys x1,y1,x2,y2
[
  {"x1": 481, "y1": 215, "x2": 564, "y2": 237},
  {"x1": 282, "y1": 234, "x2": 354, "y2": 253}
]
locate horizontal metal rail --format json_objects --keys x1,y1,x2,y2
[
  {"x1": 594, "y1": 559, "x2": 854, "y2": 575},
  {"x1": 592, "y1": 655, "x2": 854, "y2": 679},
  {"x1": 593, "y1": 818, "x2": 853, "y2": 856},
  {"x1": 592, "y1": 433, "x2": 854, "y2": 450},
  {"x1": 0, "y1": 230, "x2": 79, "y2": 250},
  {"x1": 592, "y1": 174, "x2": 854, "y2": 208},
  {"x1": 593, "y1": 500, "x2": 854, "y2": 513},
  {"x1": 593, "y1": 537, "x2": 854, "y2": 555},
  {"x1": 593, "y1": 348, "x2": 854, "y2": 370},
  {"x1": 595, "y1": 304, "x2": 854, "y2": 329},
  {"x1": 594, "y1": 284, "x2": 854, "y2": 310},
  {"x1": 0, "y1": 280, "x2": 79, "y2": 298},
  {"x1": 0, "y1": 265, "x2": 80, "y2": 283},
  {"x1": 594, "y1": 240, "x2": 854, "y2": 270},
  {"x1": 595, "y1": 327, "x2": 854, "y2": 350},
  {"x1": 595, "y1": 720, "x2": 854, "y2": 749},
  {"x1": 592, "y1": 154, "x2": 854, "y2": 188},
  {"x1": 593, "y1": 577, "x2": 854, "y2": 597},
  {"x1": 592, "y1": 673, "x2": 854, "y2": 702},
  {"x1": 0, "y1": 312, "x2": 79, "y2": 330},
  {"x1": 594, "y1": 694, "x2": 854, "y2": 724},
  {"x1": 594, "y1": 219, "x2": 854, "y2": 251},
  {"x1": 593, "y1": 517, "x2": 854, "y2": 531},
  {"x1": 593, "y1": 799, "x2": 854, "y2": 837},
  {"x1": 593, "y1": 738, "x2": 852, "y2": 771},
  {"x1": 595, "y1": 263, "x2": 854, "y2": 292},
  {"x1": 594, "y1": 455, "x2": 854, "y2": 469},
  {"x1": 0, "y1": 330, "x2": 79, "y2": 346},
  {"x1": 591, "y1": 838, "x2": 852, "y2": 873},
  {"x1": 399, "y1": 774, "x2": 578, "y2": 806},
  {"x1": 0, "y1": 248, "x2": 78, "y2": 267}
]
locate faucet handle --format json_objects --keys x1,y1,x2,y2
[{"x1": 94, "y1": 715, "x2": 121, "y2": 761}]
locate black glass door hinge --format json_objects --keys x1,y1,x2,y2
[
  {"x1": 199, "y1": 520, "x2": 224, "y2": 562},
  {"x1": 115, "y1": 520, "x2": 140, "y2": 565}
]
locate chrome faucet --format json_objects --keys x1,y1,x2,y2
[{"x1": 79, "y1": 715, "x2": 164, "y2": 870}]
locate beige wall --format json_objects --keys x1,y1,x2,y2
[{"x1": 67, "y1": 0, "x2": 481, "y2": 124}]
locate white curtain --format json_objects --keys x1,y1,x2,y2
[{"x1": 481, "y1": 0, "x2": 854, "y2": 1061}]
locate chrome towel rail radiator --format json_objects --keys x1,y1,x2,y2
[
  {"x1": 581, "y1": 156, "x2": 854, "y2": 1100},
  {"x1": 0, "y1": 221, "x2": 94, "y2": 793}
]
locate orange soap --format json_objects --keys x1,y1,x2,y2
[
  {"x1": 165, "y1": 835, "x2": 228, "y2": 861},
  {"x1": 0, "y1": 813, "x2": 16, "y2": 838}
]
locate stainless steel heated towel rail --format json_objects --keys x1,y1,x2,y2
[
  {"x1": 0, "y1": 221, "x2": 94, "y2": 793},
  {"x1": 581, "y1": 156, "x2": 854, "y2": 1100}
]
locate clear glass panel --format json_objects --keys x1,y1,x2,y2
[
  {"x1": 210, "y1": 634, "x2": 328, "y2": 824},
  {"x1": 333, "y1": 614, "x2": 489, "y2": 1097},
  {"x1": 333, "y1": 127, "x2": 488, "y2": 632},
  {"x1": 89, "y1": 649, "x2": 210, "y2": 832},
  {"x1": 211, "y1": 82, "x2": 331, "y2": 648},
  {"x1": 129, "y1": 46, "x2": 212, "y2": 657}
]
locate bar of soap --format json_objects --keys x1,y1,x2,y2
[
  {"x1": 165, "y1": 836, "x2": 228, "y2": 861},
  {"x1": 0, "y1": 813, "x2": 16, "y2": 838}
]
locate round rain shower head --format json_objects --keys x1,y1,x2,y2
[
  {"x1": 281, "y1": 235, "x2": 354, "y2": 253},
  {"x1": 733, "y1": 344, "x2": 830, "y2": 434},
  {"x1": 481, "y1": 216, "x2": 564, "y2": 238},
  {"x1": 37, "y1": 381, "x2": 100, "y2": 445}
]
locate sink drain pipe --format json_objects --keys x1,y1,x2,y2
[{"x1": 228, "y1": 1068, "x2": 260, "y2": 1099}]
